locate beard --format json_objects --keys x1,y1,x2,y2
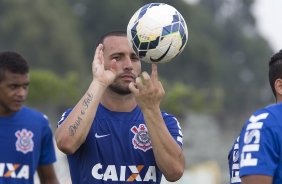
[{"x1": 109, "y1": 82, "x2": 131, "y2": 95}]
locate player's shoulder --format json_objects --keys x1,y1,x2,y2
[
  {"x1": 60, "y1": 108, "x2": 73, "y2": 117},
  {"x1": 264, "y1": 102, "x2": 282, "y2": 115},
  {"x1": 262, "y1": 102, "x2": 282, "y2": 119},
  {"x1": 161, "y1": 111, "x2": 181, "y2": 125},
  {"x1": 57, "y1": 108, "x2": 73, "y2": 126},
  {"x1": 161, "y1": 111, "x2": 177, "y2": 121},
  {"x1": 244, "y1": 103, "x2": 282, "y2": 129},
  {"x1": 21, "y1": 106, "x2": 49, "y2": 120}
]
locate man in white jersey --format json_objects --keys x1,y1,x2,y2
[{"x1": 55, "y1": 31, "x2": 185, "y2": 184}]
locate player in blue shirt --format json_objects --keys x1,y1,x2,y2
[
  {"x1": 55, "y1": 31, "x2": 185, "y2": 184},
  {"x1": 228, "y1": 49, "x2": 282, "y2": 184},
  {"x1": 0, "y1": 51, "x2": 59, "y2": 184}
]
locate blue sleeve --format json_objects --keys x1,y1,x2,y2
[
  {"x1": 228, "y1": 136, "x2": 241, "y2": 184},
  {"x1": 39, "y1": 116, "x2": 57, "y2": 165},
  {"x1": 239, "y1": 111, "x2": 280, "y2": 177},
  {"x1": 162, "y1": 112, "x2": 183, "y2": 148}
]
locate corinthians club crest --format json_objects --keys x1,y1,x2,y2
[
  {"x1": 131, "y1": 124, "x2": 152, "y2": 152},
  {"x1": 15, "y1": 129, "x2": 34, "y2": 154}
]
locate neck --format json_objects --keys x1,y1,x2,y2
[
  {"x1": 277, "y1": 96, "x2": 282, "y2": 103},
  {"x1": 101, "y1": 89, "x2": 137, "y2": 112},
  {"x1": 0, "y1": 108, "x2": 17, "y2": 117}
]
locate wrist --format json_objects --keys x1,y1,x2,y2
[
  {"x1": 141, "y1": 105, "x2": 161, "y2": 115},
  {"x1": 89, "y1": 80, "x2": 108, "y2": 91}
]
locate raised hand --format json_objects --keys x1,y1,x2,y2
[
  {"x1": 92, "y1": 44, "x2": 117, "y2": 87},
  {"x1": 129, "y1": 64, "x2": 165, "y2": 110}
]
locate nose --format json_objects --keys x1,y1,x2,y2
[
  {"x1": 123, "y1": 56, "x2": 133, "y2": 70},
  {"x1": 17, "y1": 86, "x2": 28, "y2": 98}
]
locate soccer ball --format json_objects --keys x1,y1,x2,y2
[{"x1": 127, "y1": 3, "x2": 188, "y2": 64}]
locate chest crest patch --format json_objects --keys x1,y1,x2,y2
[
  {"x1": 15, "y1": 129, "x2": 34, "y2": 154},
  {"x1": 131, "y1": 124, "x2": 152, "y2": 152}
]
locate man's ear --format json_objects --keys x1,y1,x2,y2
[{"x1": 274, "y1": 79, "x2": 282, "y2": 96}]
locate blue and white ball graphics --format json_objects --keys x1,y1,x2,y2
[{"x1": 127, "y1": 3, "x2": 188, "y2": 63}]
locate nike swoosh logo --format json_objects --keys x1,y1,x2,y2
[
  {"x1": 150, "y1": 41, "x2": 173, "y2": 62},
  {"x1": 95, "y1": 133, "x2": 110, "y2": 138}
]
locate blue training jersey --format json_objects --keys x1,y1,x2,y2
[
  {"x1": 0, "y1": 106, "x2": 57, "y2": 184},
  {"x1": 228, "y1": 103, "x2": 282, "y2": 184},
  {"x1": 58, "y1": 104, "x2": 183, "y2": 184}
]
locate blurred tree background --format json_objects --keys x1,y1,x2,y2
[
  {"x1": 0, "y1": 0, "x2": 275, "y2": 182},
  {"x1": 0, "y1": 0, "x2": 274, "y2": 127}
]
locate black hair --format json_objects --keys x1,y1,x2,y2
[
  {"x1": 269, "y1": 49, "x2": 282, "y2": 98},
  {"x1": 95, "y1": 30, "x2": 127, "y2": 48},
  {"x1": 0, "y1": 51, "x2": 29, "y2": 81}
]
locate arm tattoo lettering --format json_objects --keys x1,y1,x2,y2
[
  {"x1": 81, "y1": 92, "x2": 93, "y2": 115},
  {"x1": 68, "y1": 92, "x2": 94, "y2": 136},
  {"x1": 69, "y1": 116, "x2": 82, "y2": 136}
]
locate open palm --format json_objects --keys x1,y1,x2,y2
[{"x1": 92, "y1": 44, "x2": 117, "y2": 86}]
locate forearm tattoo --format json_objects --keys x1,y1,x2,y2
[{"x1": 69, "y1": 92, "x2": 93, "y2": 136}]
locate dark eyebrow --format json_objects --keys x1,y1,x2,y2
[
  {"x1": 8, "y1": 81, "x2": 30, "y2": 86},
  {"x1": 110, "y1": 52, "x2": 125, "y2": 57}
]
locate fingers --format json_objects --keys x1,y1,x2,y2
[
  {"x1": 92, "y1": 44, "x2": 104, "y2": 75},
  {"x1": 129, "y1": 82, "x2": 139, "y2": 94},
  {"x1": 140, "y1": 72, "x2": 150, "y2": 82},
  {"x1": 158, "y1": 81, "x2": 165, "y2": 94},
  {"x1": 91, "y1": 45, "x2": 105, "y2": 82},
  {"x1": 138, "y1": 64, "x2": 159, "y2": 86},
  {"x1": 136, "y1": 72, "x2": 150, "y2": 88},
  {"x1": 93, "y1": 44, "x2": 103, "y2": 65},
  {"x1": 151, "y1": 64, "x2": 158, "y2": 81}
]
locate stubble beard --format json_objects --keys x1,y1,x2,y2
[{"x1": 109, "y1": 82, "x2": 131, "y2": 95}]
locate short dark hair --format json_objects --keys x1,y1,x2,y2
[
  {"x1": 95, "y1": 30, "x2": 127, "y2": 48},
  {"x1": 269, "y1": 49, "x2": 282, "y2": 97},
  {"x1": 0, "y1": 51, "x2": 29, "y2": 81}
]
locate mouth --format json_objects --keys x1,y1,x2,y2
[
  {"x1": 120, "y1": 73, "x2": 136, "y2": 82},
  {"x1": 14, "y1": 99, "x2": 25, "y2": 106}
]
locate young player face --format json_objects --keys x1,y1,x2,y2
[
  {"x1": 103, "y1": 35, "x2": 141, "y2": 95},
  {"x1": 0, "y1": 71, "x2": 29, "y2": 115}
]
